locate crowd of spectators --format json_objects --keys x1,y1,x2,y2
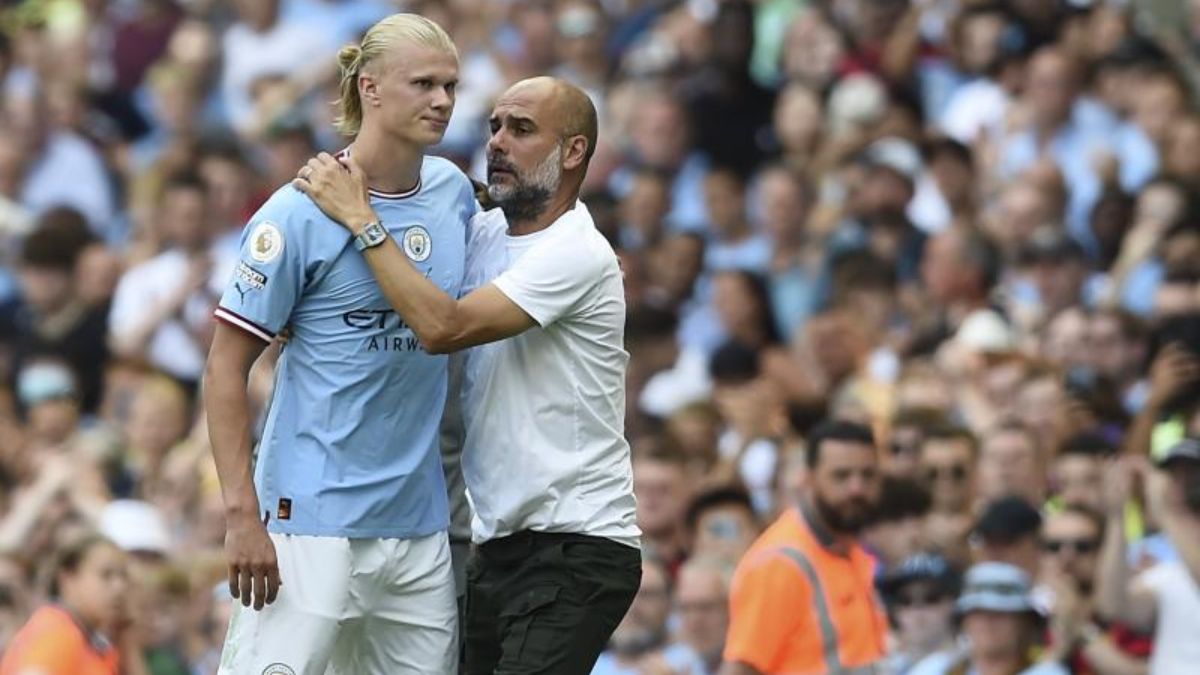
[{"x1": 0, "y1": 0, "x2": 1199, "y2": 673}]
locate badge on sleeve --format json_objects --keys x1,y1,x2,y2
[
  {"x1": 403, "y1": 225, "x2": 432, "y2": 262},
  {"x1": 250, "y1": 222, "x2": 285, "y2": 263}
]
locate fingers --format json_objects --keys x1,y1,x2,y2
[
  {"x1": 291, "y1": 178, "x2": 311, "y2": 194},
  {"x1": 266, "y1": 563, "x2": 282, "y2": 605},
  {"x1": 251, "y1": 568, "x2": 265, "y2": 611},
  {"x1": 239, "y1": 566, "x2": 253, "y2": 607},
  {"x1": 228, "y1": 565, "x2": 239, "y2": 602}
]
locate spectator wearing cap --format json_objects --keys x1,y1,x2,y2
[
  {"x1": 722, "y1": 420, "x2": 886, "y2": 675},
  {"x1": 908, "y1": 562, "x2": 1068, "y2": 675},
  {"x1": 1097, "y1": 444, "x2": 1200, "y2": 675},
  {"x1": 878, "y1": 554, "x2": 960, "y2": 675},
  {"x1": 971, "y1": 496, "x2": 1043, "y2": 579},
  {"x1": 16, "y1": 359, "x2": 82, "y2": 451},
  {"x1": 863, "y1": 477, "x2": 932, "y2": 577}
]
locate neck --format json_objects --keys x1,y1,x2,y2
[
  {"x1": 507, "y1": 186, "x2": 578, "y2": 237},
  {"x1": 975, "y1": 652, "x2": 1024, "y2": 675},
  {"x1": 349, "y1": 130, "x2": 424, "y2": 196},
  {"x1": 800, "y1": 497, "x2": 855, "y2": 554}
]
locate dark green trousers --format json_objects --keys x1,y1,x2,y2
[{"x1": 464, "y1": 531, "x2": 642, "y2": 675}]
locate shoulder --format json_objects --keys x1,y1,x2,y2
[
  {"x1": 422, "y1": 156, "x2": 475, "y2": 192},
  {"x1": 9, "y1": 607, "x2": 83, "y2": 658}
]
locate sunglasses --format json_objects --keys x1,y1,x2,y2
[
  {"x1": 923, "y1": 465, "x2": 968, "y2": 483},
  {"x1": 1041, "y1": 538, "x2": 1098, "y2": 555},
  {"x1": 894, "y1": 590, "x2": 949, "y2": 608}
]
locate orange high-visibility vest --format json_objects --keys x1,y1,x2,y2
[
  {"x1": 724, "y1": 507, "x2": 888, "y2": 674},
  {"x1": 0, "y1": 606, "x2": 120, "y2": 675}
]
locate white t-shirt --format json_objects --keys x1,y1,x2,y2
[
  {"x1": 1139, "y1": 562, "x2": 1200, "y2": 675},
  {"x1": 460, "y1": 203, "x2": 640, "y2": 548},
  {"x1": 109, "y1": 247, "x2": 236, "y2": 381}
]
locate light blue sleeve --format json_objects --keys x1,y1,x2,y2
[{"x1": 214, "y1": 192, "x2": 308, "y2": 341}]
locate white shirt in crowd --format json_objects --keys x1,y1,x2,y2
[
  {"x1": 460, "y1": 202, "x2": 640, "y2": 549},
  {"x1": 109, "y1": 246, "x2": 236, "y2": 381},
  {"x1": 1138, "y1": 562, "x2": 1200, "y2": 675}
]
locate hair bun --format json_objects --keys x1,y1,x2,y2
[{"x1": 338, "y1": 44, "x2": 364, "y2": 76}]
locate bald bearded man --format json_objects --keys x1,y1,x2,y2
[{"x1": 296, "y1": 77, "x2": 641, "y2": 674}]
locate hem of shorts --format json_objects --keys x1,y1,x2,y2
[{"x1": 268, "y1": 522, "x2": 449, "y2": 540}]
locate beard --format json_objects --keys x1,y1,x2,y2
[
  {"x1": 487, "y1": 143, "x2": 562, "y2": 223},
  {"x1": 814, "y1": 492, "x2": 874, "y2": 535}
]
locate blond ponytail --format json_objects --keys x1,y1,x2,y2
[
  {"x1": 334, "y1": 44, "x2": 365, "y2": 136},
  {"x1": 332, "y1": 14, "x2": 458, "y2": 138}
]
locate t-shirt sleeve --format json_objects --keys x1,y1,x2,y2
[
  {"x1": 213, "y1": 200, "x2": 307, "y2": 342},
  {"x1": 723, "y1": 552, "x2": 808, "y2": 672},
  {"x1": 490, "y1": 233, "x2": 605, "y2": 327}
]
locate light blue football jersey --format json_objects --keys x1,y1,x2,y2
[{"x1": 214, "y1": 156, "x2": 475, "y2": 539}]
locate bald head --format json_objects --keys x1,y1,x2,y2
[{"x1": 503, "y1": 76, "x2": 598, "y2": 165}]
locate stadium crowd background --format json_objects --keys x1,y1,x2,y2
[{"x1": 0, "y1": 0, "x2": 1199, "y2": 673}]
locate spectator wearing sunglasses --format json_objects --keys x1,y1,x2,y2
[
  {"x1": 908, "y1": 562, "x2": 1068, "y2": 675},
  {"x1": 1039, "y1": 507, "x2": 1149, "y2": 675},
  {"x1": 919, "y1": 426, "x2": 978, "y2": 566},
  {"x1": 878, "y1": 554, "x2": 960, "y2": 675}
]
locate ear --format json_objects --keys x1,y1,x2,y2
[
  {"x1": 359, "y1": 72, "x2": 380, "y2": 107},
  {"x1": 561, "y1": 135, "x2": 588, "y2": 171}
]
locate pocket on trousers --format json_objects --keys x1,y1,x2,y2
[{"x1": 499, "y1": 585, "x2": 561, "y2": 661}]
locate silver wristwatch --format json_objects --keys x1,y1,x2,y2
[{"x1": 353, "y1": 221, "x2": 388, "y2": 251}]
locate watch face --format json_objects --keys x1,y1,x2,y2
[{"x1": 366, "y1": 223, "x2": 387, "y2": 243}]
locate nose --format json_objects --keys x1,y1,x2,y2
[
  {"x1": 431, "y1": 86, "x2": 453, "y2": 112},
  {"x1": 487, "y1": 128, "x2": 507, "y2": 156}
]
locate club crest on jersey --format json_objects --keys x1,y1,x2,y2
[
  {"x1": 262, "y1": 664, "x2": 295, "y2": 675},
  {"x1": 250, "y1": 222, "x2": 284, "y2": 263},
  {"x1": 402, "y1": 225, "x2": 432, "y2": 262}
]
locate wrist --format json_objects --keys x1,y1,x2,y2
[
  {"x1": 224, "y1": 500, "x2": 261, "y2": 522},
  {"x1": 348, "y1": 212, "x2": 378, "y2": 236}
]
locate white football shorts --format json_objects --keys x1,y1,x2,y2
[{"x1": 218, "y1": 530, "x2": 457, "y2": 675}]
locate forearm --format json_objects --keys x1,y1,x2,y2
[
  {"x1": 203, "y1": 350, "x2": 263, "y2": 519},
  {"x1": 1095, "y1": 512, "x2": 1132, "y2": 622},
  {"x1": 357, "y1": 233, "x2": 464, "y2": 350},
  {"x1": 1124, "y1": 400, "x2": 1160, "y2": 459},
  {"x1": 1160, "y1": 507, "x2": 1200, "y2": 586}
]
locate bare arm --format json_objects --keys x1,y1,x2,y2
[
  {"x1": 1094, "y1": 461, "x2": 1157, "y2": 630},
  {"x1": 293, "y1": 154, "x2": 536, "y2": 354},
  {"x1": 203, "y1": 322, "x2": 280, "y2": 610}
]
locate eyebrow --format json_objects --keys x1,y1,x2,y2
[{"x1": 490, "y1": 113, "x2": 537, "y2": 127}]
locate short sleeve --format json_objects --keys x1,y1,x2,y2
[
  {"x1": 214, "y1": 201, "x2": 307, "y2": 342},
  {"x1": 491, "y1": 232, "x2": 605, "y2": 327},
  {"x1": 723, "y1": 552, "x2": 808, "y2": 672}
]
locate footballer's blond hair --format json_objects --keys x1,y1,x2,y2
[{"x1": 334, "y1": 14, "x2": 458, "y2": 137}]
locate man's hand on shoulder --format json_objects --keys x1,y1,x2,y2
[{"x1": 292, "y1": 152, "x2": 377, "y2": 234}]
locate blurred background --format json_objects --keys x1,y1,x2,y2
[{"x1": 1, "y1": 0, "x2": 1200, "y2": 673}]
